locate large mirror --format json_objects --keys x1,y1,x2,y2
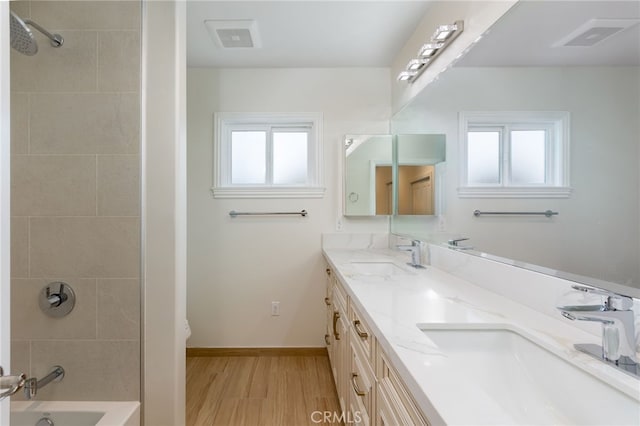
[{"x1": 391, "y1": 0, "x2": 640, "y2": 295}]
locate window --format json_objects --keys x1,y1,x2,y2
[
  {"x1": 459, "y1": 111, "x2": 570, "y2": 198},
  {"x1": 213, "y1": 112, "x2": 324, "y2": 198}
]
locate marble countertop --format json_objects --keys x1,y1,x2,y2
[{"x1": 323, "y1": 247, "x2": 640, "y2": 425}]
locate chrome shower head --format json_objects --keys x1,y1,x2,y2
[
  {"x1": 9, "y1": 11, "x2": 64, "y2": 56},
  {"x1": 10, "y1": 11, "x2": 38, "y2": 56}
]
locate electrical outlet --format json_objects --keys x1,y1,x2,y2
[
  {"x1": 271, "y1": 301, "x2": 280, "y2": 316},
  {"x1": 336, "y1": 218, "x2": 343, "y2": 231},
  {"x1": 438, "y1": 215, "x2": 446, "y2": 232}
]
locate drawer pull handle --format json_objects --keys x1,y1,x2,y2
[
  {"x1": 332, "y1": 311, "x2": 341, "y2": 340},
  {"x1": 353, "y1": 320, "x2": 368, "y2": 339},
  {"x1": 351, "y1": 373, "x2": 366, "y2": 396},
  {"x1": 326, "y1": 268, "x2": 331, "y2": 276},
  {"x1": 324, "y1": 297, "x2": 331, "y2": 306},
  {"x1": 324, "y1": 334, "x2": 331, "y2": 346}
]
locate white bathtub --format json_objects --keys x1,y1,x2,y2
[{"x1": 11, "y1": 401, "x2": 140, "y2": 426}]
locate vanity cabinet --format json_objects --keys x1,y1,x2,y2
[
  {"x1": 324, "y1": 264, "x2": 430, "y2": 425},
  {"x1": 325, "y1": 266, "x2": 349, "y2": 412},
  {"x1": 376, "y1": 347, "x2": 429, "y2": 426}
]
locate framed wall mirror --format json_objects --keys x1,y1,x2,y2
[
  {"x1": 390, "y1": 0, "x2": 640, "y2": 295},
  {"x1": 343, "y1": 134, "x2": 446, "y2": 216},
  {"x1": 344, "y1": 134, "x2": 393, "y2": 216}
]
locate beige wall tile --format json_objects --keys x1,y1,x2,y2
[
  {"x1": 10, "y1": 340, "x2": 30, "y2": 377},
  {"x1": 11, "y1": 93, "x2": 28, "y2": 155},
  {"x1": 9, "y1": 2, "x2": 30, "y2": 19},
  {"x1": 97, "y1": 155, "x2": 139, "y2": 216},
  {"x1": 31, "y1": 1, "x2": 140, "y2": 31},
  {"x1": 11, "y1": 217, "x2": 29, "y2": 278},
  {"x1": 98, "y1": 31, "x2": 140, "y2": 92},
  {"x1": 11, "y1": 32, "x2": 97, "y2": 92},
  {"x1": 9, "y1": 340, "x2": 30, "y2": 401},
  {"x1": 31, "y1": 340, "x2": 140, "y2": 401},
  {"x1": 97, "y1": 279, "x2": 140, "y2": 340},
  {"x1": 30, "y1": 94, "x2": 140, "y2": 154},
  {"x1": 11, "y1": 155, "x2": 97, "y2": 216},
  {"x1": 30, "y1": 217, "x2": 140, "y2": 278},
  {"x1": 11, "y1": 278, "x2": 97, "y2": 340}
]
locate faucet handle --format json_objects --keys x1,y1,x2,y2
[
  {"x1": 448, "y1": 237, "x2": 469, "y2": 246},
  {"x1": 571, "y1": 285, "x2": 633, "y2": 310}
]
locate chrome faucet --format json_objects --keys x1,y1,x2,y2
[
  {"x1": 558, "y1": 285, "x2": 638, "y2": 378},
  {"x1": 24, "y1": 365, "x2": 64, "y2": 400},
  {"x1": 396, "y1": 240, "x2": 425, "y2": 269},
  {"x1": 447, "y1": 237, "x2": 473, "y2": 250}
]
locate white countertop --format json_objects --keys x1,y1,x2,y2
[{"x1": 323, "y1": 247, "x2": 640, "y2": 425}]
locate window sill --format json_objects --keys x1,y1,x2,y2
[
  {"x1": 210, "y1": 186, "x2": 326, "y2": 199},
  {"x1": 457, "y1": 186, "x2": 572, "y2": 198}
]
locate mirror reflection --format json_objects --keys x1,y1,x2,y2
[
  {"x1": 390, "y1": 0, "x2": 640, "y2": 291},
  {"x1": 396, "y1": 134, "x2": 446, "y2": 216},
  {"x1": 344, "y1": 135, "x2": 392, "y2": 216}
]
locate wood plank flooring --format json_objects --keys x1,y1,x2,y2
[{"x1": 186, "y1": 353, "x2": 342, "y2": 426}]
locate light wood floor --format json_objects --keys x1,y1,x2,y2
[{"x1": 186, "y1": 354, "x2": 341, "y2": 426}]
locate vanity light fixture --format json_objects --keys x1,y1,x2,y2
[
  {"x1": 406, "y1": 59, "x2": 427, "y2": 71},
  {"x1": 397, "y1": 70, "x2": 417, "y2": 81},
  {"x1": 397, "y1": 20, "x2": 464, "y2": 84},
  {"x1": 432, "y1": 23, "x2": 459, "y2": 41},
  {"x1": 417, "y1": 42, "x2": 444, "y2": 59}
]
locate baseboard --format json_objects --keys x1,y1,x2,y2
[{"x1": 186, "y1": 347, "x2": 328, "y2": 357}]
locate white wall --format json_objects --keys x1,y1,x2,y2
[
  {"x1": 187, "y1": 68, "x2": 390, "y2": 347},
  {"x1": 391, "y1": 66, "x2": 640, "y2": 288}
]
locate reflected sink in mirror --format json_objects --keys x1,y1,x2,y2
[
  {"x1": 350, "y1": 261, "x2": 411, "y2": 276},
  {"x1": 419, "y1": 326, "x2": 640, "y2": 425}
]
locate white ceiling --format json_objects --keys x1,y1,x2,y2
[
  {"x1": 186, "y1": 1, "x2": 431, "y2": 68},
  {"x1": 456, "y1": 1, "x2": 640, "y2": 67}
]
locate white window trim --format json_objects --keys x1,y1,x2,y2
[
  {"x1": 212, "y1": 112, "x2": 325, "y2": 198},
  {"x1": 458, "y1": 111, "x2": 571, "y2": 198}
]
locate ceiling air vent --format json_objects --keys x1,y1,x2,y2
[
  {"x1": 204, "y1": 19, "x2": 262, "y2": 49},
  {"x1": 553, "y1": 19, "x2": 640, "y2": 47}
]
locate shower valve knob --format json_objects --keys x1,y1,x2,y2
[{"x1": 39, "y1": 282, "x2": 75, "y2": 318}]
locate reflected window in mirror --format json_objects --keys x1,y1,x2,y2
[{"x1": 459, "y1": 111, "x2": 571, "y2": 198}]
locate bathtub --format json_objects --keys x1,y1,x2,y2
[{"x1": 11, "y1": 401, "x2": 140, "y2": 426}]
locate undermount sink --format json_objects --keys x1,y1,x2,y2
[
  {"x1": 419, "y1": 326, "x2": 640, "y2": 425},
  {"x1": 350, "y1": 261, "x2": 410, "y2": 276}
]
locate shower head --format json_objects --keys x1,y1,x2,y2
[
  {"x1": 9, "y1": 11, "x2": 64, "y2": 56},
  {"x1": 10, "y1": 12, "x2": 38, "y2": 56}
]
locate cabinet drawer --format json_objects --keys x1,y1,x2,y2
[
  {"x1": 377, "y1": 346, "x2": 429, "y2": 426},
  {"x1": 349, "y1": 302, "x2": 375, "y2": 363},
  {"x1": 333, "y1": 276, "x2": 348, "y2": 313},
  {"x1": 349, "y1": 339, "x2": 375, "y2": 426}
]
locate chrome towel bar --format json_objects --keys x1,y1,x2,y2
[
  {"x1": 229, "y1": 210, "x2": 308, "y2": 218},
  {"x1": 473, "y1": 209, "x2": 558, "y2": 218}
]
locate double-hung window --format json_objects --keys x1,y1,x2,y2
[
  {"x1": 213, "y1": 112, "x2": 324, "y2": 198},
  {"x1": 459, "y1": 111, "x2": 571, "y2": 198}
]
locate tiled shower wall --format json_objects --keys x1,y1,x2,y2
[{"x1": 9, "y1": 1, "x2": 141, "y2": 400}]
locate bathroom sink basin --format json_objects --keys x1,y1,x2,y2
[
  {"x1": 350, "y1": 261, "x2": 410, "y2": 276},
  {"x1": 419, "y1": 326, "x2": 640, "y2": 425}
]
